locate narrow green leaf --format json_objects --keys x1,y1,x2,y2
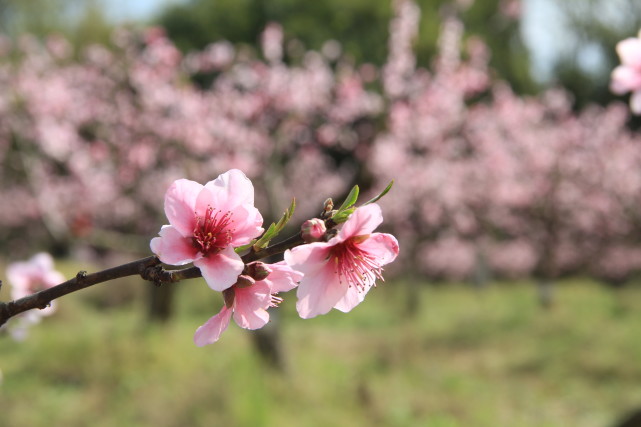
[
  {"x1": 363, "y1": 180, "x2": 394, "y2": 206},
  {"x1": 331, "y1": 207, "x2": 356, "y2": 224},
  {"x1": 235, "y1": 239, "x2": 257, "y2": 253},
  {"x1": 252, "y1": 198, "x2": 296, "y2": 250},
  {"x1": 337, "y1": 185, "x2": 359, "y2": 212}
]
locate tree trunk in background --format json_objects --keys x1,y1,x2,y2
[
  {"x1": 536, "y1": 278, "x2": 554, "y2": 309},
  {"x1": 251, "y1": 310, "x2": 285, "y2": 370},
  {"x1": 148, "y1": 284, "x2": 175, "y2": 322},
  {"x1": 472, "y1": 247, "x2": 490, "y2": 289}
]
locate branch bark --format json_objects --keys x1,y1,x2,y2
[{"x1": 0, "y1": 233, "x2": 305, "y2": 328}]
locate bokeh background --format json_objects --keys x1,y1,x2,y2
[{"x1": 2, "y1": 0, "x2": 641, "y2": 425}]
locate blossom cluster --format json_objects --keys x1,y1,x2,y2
[{"x1": 150, "y1": 169, "x2": 399, "y2": 345}]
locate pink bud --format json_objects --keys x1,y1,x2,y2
[{"x1": 301, "y1": 218, "x2": 327, "y2": 242}]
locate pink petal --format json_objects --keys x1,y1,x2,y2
[
  {"x1": 7, "y1": 264, "x2": 34, "y2": 294},
  {"x1": 284, "y1": 242, "x2": 332, "y2": 274},
  {"x1": 194, "y1": 184, "x2": 216, "y2": 217},
  {"x1": 263, "y1": 261, "x2": 303, "y2": 293},
  {"x1": 611, "y1": 66, "x2": 641, "y2": 94},
  {"x1": 194, "y1": 245, "x2": 244, "y2": 291},
  {"x1": 164, "y1": 179, "x2": 202, "y2": 237},
  {"x1": 31, "y1": 253, "x2": 55, "y2": 272},
  {"x1": 617, "y1": 38, "x2": 641, "y2": 70},
  {"x1": 194, "y1": 306, "x2": 232, "y2": 346},
  {"x1": 43, "y1": 270, "x2": 65, "y2": 288},
  {"x1": 334, "y1": 285, "x2": 370, "y2": 313},
  {"x1": 227, "y1": 203, "x2": 264, "y2": 246},
  {"x1": 338, "y1": 204, "x2": 384, "y2": 240},
  {"x1": 232, "y1": 282, "x2": 271, "y2": 329},
  {"x1": 357, "y1": 233, "x2": 400, "y2": 266},
  {"x1": 150, "y1": 225, "x2": 200, "y2": 265},
  {"x1": 204, "y1": 169, "x2": 256, "y2": 211},
  {"x1": 631, "y1": 91, "x2": 641, "y2": 114},
  {"x1": 296, "y1": 264, "x2": 348, "y2": 319}
]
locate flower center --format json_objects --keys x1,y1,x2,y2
[
  {"x1": 330, "y1": 235, "x2": 383, "y2": 291},
  {"x1": 192, "y1": 206, "x2": 234, "y2": 256}
]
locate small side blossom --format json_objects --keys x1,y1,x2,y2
[
  {"x1": 7, "y1": 252, "x2": 65, "y2": 315},
  {"x1": 285, "y1": 203, "x2": 399, "y2": 319},
  {"x1": 193, "y1": 262, "x2": 303, "y2": 345},
  {"x1": 4, "y1": 253, "x2": 65, "y2": 340},
  {"x1": 150, "y1": 169, "x2": 264, "y2": 292},
  {"x1": 611, "y1": 30, "x2": 641, "y2": 113}
]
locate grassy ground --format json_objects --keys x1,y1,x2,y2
[{"x1": 2, "y1": 262, "x2": 641, "y2": 426}]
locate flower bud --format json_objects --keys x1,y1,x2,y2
[
  {"x1": 223, "y1": 288, "x2": 235, "y2": 308},
  {"x1": 301, "y1": 218, "x2": 327, "y2": 242},
  {"x1": 245, "y1": 261, "x2": 271, "y2": 281},
  {"x1": 234, "y1": 274, "x2": 255, "y2": 288},
  {"x1": 321, "y1": 198, "x2": 334, "y2": 218}
]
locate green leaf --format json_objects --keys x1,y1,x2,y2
[
  {"x1": 330, "y1": 207, "x2": 356, "y2": 224},
  {"x1": 235, "y1": 240, "x2": 257, "y2": 254},
  {"x1": 252, "y1": 198, "x2": 296, "y2": 250},
  {"x1": 337, "y1": 185, "x2": 359, "y2": 212},
  {"x1": 363, "y1": 180, "x2": 394, "y2": 206}
]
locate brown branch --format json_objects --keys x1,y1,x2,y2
[{"x1": 0, "y1": 232, "x2": 306, "y2": 328}]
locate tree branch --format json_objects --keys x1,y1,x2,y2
[{"x1": 0, "y1": 232, "x2": 306, "y2": 327}]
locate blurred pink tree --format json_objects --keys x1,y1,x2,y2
[{"x1": 1, "y1": 0, "x2": 641, "y2": 293}]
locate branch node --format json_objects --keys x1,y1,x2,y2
[{"x1": 76, "y1": 271, "x2": 88, "y2": 283}]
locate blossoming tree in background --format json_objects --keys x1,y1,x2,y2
[{"x1": 2, "y1": 0, "x2": 641, "y2": 348}]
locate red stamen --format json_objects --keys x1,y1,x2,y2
[{"x1": 192, "y1": 206, "x2": 234, "y2": 255}]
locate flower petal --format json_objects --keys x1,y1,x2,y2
[
  {"x1": 263, "y1": 261, "x2": 303, "y2": 293},
  {"x1": 232, "y1": 282, "x2": 271, "y2": 329},
  {"x1": 357, "y1": 233, "x2": 400, "y2": 266},
  {"x1": 194, "y1": 245, "x2": 244, "y2": 291},
  {"x1": 334, "y1": 285, "x2": 370, "y2": 313},
  {"x1": 205, "y1": 169, "x2": 256, "y2": 212},
  {"x1": 150, "y1": 225, "x2": 200, "y2": 265},
  {"x1": 617, "y1": 38, "x2": 641, "y2": 70},
  {"x1": 296, "y1": 264, "x2": 348, "y2": 319},
  {"x1": 228, "y1": 203, "x2": 264, "y2": 246},
  {"x1": 164, "y1": 179, "x2": 202, "y2": 237},
  {"x1": 284, "y1": 242, "x2": 332, "y2": 275},
  {"x1": 632, "y1": 91, "x2": 641, "y2": 114},
  {"x1": 194, "y1": 306, "x2": 232, "y2": 346},
  {"x1": 338, "y1": 203, "x2": 384, "y2": 240}
]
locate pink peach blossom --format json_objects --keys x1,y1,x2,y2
[
  {"x1": 611, "y1": 31, "x2": 641, "y2": 113},
  {"x1": 285, "y1": 204, "x2": 399, "y2": 319},
  {"x1": 4, "y1": 252, "x2": 65, "y2": 340},
  {"x1": 150, "y1": 169, "x2": 263, "y2": 292},
  {"x1": 7, "y1": 252, "x2": 65, "y2": 316},
  {"x1": 193, "y1": 261, "x2": 302, "y2": 345}
]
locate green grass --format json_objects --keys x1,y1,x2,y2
[{"x1": 2, "y1": 265, "x2": 641, "y2": 426}]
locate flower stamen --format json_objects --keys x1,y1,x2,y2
[{"x1": 193, "y1": 206, "x2": 234, "y2": 255}]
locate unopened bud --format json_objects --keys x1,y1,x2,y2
[
  {"x1": 321, "y1": 198, "x2": 334, "y2": 218},
  {"x1": 223, "y1": 288, "x2": 235, "y2": 308},
  {"x1": 245, "y1": 261, "x2": 271, "y2": 281},
  {"x1": 301, "y1": 218, "x2": 327, "y2": 242},
  {"x1": 235, "y1": 274, "x2": 255, "y2": 288}
]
